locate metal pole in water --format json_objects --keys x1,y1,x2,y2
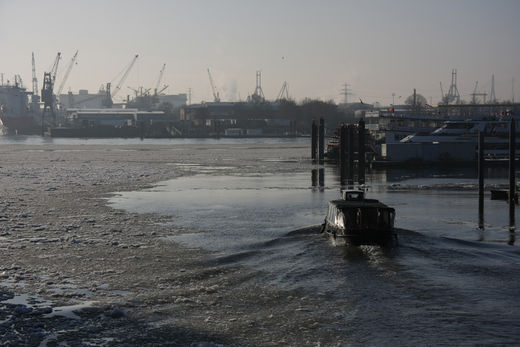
[
  {"x1": 319, "y1": 118, "x2": 325, "y2": 165},
  {"x1": 348, "y1": 125, "x2": 354, "y2": 185},
  {"x1": 311, "y1": 120, "x2": 317, "y2": 162},
  {"x1": 478, "y1": 130, "x2": 485, "y2": 230},
  {"x1": 509, "y1": 118, "x2": 516, "y2": 231},
  {"x1": 358, "y1": 119, "x2": 366, "y2": 185},
  {"x1": 340, "y1": 124, "x2": 347, "y2": 184}
]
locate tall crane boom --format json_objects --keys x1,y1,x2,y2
[
  {"x1": 57, "y1": 50, "x2": 78, "y2": 96},
  {"x1": 112, "y1": 54, "x2": 139, "y2": 99},
  {"x1": 155, "y1": 63, "x2": 166, "y2": 95},
  {"x1": 207, "y1": 68, "x2": 220, "y2": 102},
  {"x1": 50, "y1": 52, "x2": 61, "y2": 86},
  {"x1": 276, "y1": 81, "x2": 289, "y2": 102},
  {"x1": 31, "y1": 52, "x2": 38, "y2": 96},
  {"x1": 41, "y1": 52, "x2": 61, "y2": 105}
]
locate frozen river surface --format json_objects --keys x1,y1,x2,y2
[{"x1": 110, "y1": 150, "x2": 520, "y2": 345}]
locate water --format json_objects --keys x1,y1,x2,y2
[{"x1": 108, "y1": 143, "x2": 520, "y2": 344}]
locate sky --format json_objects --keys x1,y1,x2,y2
[{"x1": 1, "y1": 0, "x2": 519, "y2": 105}]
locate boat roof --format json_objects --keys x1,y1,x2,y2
[{"x1": 329, "y1": 198, "x2": 394, "y2": 210}]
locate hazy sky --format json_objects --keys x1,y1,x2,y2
[{"x1": 1, "y1": 0, "x2": 519, "y2": 105}]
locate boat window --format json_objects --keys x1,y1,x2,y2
[{"x1": 343, "y1": 191, "x2": 364, "y2": 200}]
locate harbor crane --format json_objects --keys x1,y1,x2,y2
[
  {"x1": 471, "y1": 81, "x2": 479, "y2": 104},
  {"x1": 470, "y1": 81, "x2": 487, "y2": 104},
  {"x1": 441, "y1": 69, "x2": 460, "y2": 104},
  {"x1": 276, "y1": 81, "x2": 289, "y2": 102},
  {"x1": 56, "y1": 50, "x2": 78, "y2": 97},
  {"x1": 41, "y1": 52, "x2": 61, "y2": 130},
  {"x1": 156, "y1": 85, "x2": 168, "y2": 95},
  {"x1": 154, "y1": 63, "x2": 167, "y2": 95},
  {"x1": 207, "y1": 68, "x2": 220, "y2": 102},
  {"x1": 250, "y1": 70, "x2": 265, "y2": 103},
  {"x1": 31, "y1": 52, "x2": 38, "y2": 97},
  {"x1": 103, "y1": 54, "x2": 139, "y2": 107}
]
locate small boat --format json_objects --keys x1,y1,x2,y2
[{"x1": 321, "y1": 189, "x2": 396, "y2": 246}]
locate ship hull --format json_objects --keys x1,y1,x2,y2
[{"x1": 0, "y1": 115, "x2": 41, "y2": 135}]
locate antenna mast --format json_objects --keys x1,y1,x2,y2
[{"x1": 341, "y1": 83, "x2": 353, "y2": 104}]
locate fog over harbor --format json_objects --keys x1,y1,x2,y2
[
  {"x1": 1, "y1": 0, "x2": 520, "y2": 345},
  {"x1": 1, "y1": 0, "x2": 519, "y2": 104}
]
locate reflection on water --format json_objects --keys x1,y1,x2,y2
[
  {"x1": 310, "y1": 168, "x2": 324, "y2": 191},
  {"x1": 109, "y1": 164, "x2": 520, "y2": 344},
  {"x1": 110, "y1": 169, "x2": 520, "y2": 249}
]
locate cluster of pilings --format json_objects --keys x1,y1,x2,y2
[
  {"x1": 337, "y1": 119, "x2": 366, "y2": 186},
  {"x1": 478, "y1": 118, "x2": 516, "y2": 242},
  {"x1": 311, "y1": 118, "x2": 368, "y2": 187},
  {"x1": 311, "y1": 118, "x2": 325, "y2": 165},
  {"x1": 311, "y1": 118, "x2": 325, "y2": 189}
]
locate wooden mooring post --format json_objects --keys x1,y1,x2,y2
[
  {"x1": 319, "y1": 118, "x2": 325, "y2": 165},
  {"x1": 478, "y1": 130, "x2": 485, "y2": 230},
  {"x1": 509, "y1": 119, "x2": 516, "y2": 231},
  {"x1": 348, "y1": 125, "x2": 354, "y2": 185},
  {"x1": 311, "y1": 120, "x2": 318, "y2": 162},
  {"x1": 311, "y1": 168, "x2": 318, "y2": 187},
  {"x1": 358, "y1": 119, "x2": 366, "y2": 185},
  {"x1": 339, "y1": 124, "x2": 347, "y2": 184}
]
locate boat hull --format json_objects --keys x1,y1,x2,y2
[{"x1": 322, "y1": 222, "x2": 397, "y2": 246}]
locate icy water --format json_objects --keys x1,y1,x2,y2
[{"x1": 109, "y1": 144, "x2": 520, "y2": 344}]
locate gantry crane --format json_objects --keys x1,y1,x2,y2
[
  {"x1": 207, "y1": 68, "x2": 220, "y2": 102},
  {"x1": 103, "y1": 54, "x2": 139, "y2": 107}
]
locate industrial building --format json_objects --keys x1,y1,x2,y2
[
  {"x1": 180, "y1": 101, "x2": 294, "y2": 137},
  {"x1": 64, "y1": 108, "x2": 166, "y2": 127}
]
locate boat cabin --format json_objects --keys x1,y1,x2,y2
[{"x1": 323, "y1": 190, "x2": 396, "y2": 245}]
